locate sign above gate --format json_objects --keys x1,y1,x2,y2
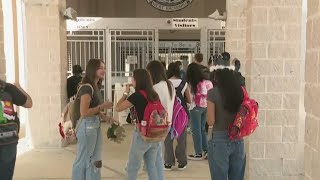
[
  {"x1": 67, "y1": 17, "x2": 102, "y2": 30},
  {"x1": 171, "y1": 18, "x2": 198, "y2": 29},
  {"x1": 146, "y1": 0, "x2": 193, "y2": 12}
]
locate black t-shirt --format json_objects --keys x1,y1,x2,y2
[
  {"x1": 78, "y1": 85, "x2": 103, "y2": 108},
  {"x1": 127, "y1": 92, "x2": 147, "y2": 123},
  {"x1": 4, "y1": 83, "x2": 27, "y2": 106},
  {"x1": 67, "y1": 75, "x2": 82, "y2": 99}
]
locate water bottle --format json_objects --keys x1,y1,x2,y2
[
  {"x1": 140, "y1": 120, "x2": 147, "y2": 136},
  {"x1": 0, "y1": 102, "x2": 7, "y2": 124}
]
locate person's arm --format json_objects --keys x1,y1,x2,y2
[
  {"x1": 79, "y1": 86, "x2": 112, "y2": 117},
  {"x1": 115, "y1": 86, "x2": 133, "y2": 112},
  {"x1": 80, "y1": 95, "x2": 113, "y2": 117},
  {"x1": 13, "y1": 83, "x2": 32, "y2": 108},
  {"x1": 207, "y1": 101, "x2": 215, "y2": 126}
]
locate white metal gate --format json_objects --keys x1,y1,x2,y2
[
  {"x1": 110, "y1": 30, "x2": 155, "y2": 81},
  {"x1": 66, "y1": 28, "x2": 225, "y2": 102},
  {"x1": 207, "y1": 29, "x2": 226, "y2": 57},
  {"x1": 109, "y1": 30, "x2": 155, "y2": 100},
  {"x1": 159, "y1": 41, "x2": 200, "y2": 67},
  {"x1": 66, "y1": 29, "x2": 107, "y2": 99}
]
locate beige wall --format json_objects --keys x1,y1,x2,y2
[
  {"x1": 226, "y1": 0, "x2": 305, "y2": 179},
  {"x1": 247, "y1": 0, "x2": 305, "y2": 178},
  {"x1": 67, "y1": 0, "x2": 226, "y2": 18},
  {"x1": 225, "y1": 0, "x2": 247, "y2": 74},
  {"x1": 24, "y1": 0, "x2": 67, "y2": 148},
  {"x1": 0, "y1": 1, "x2": 5, "y2": 80},
  {"x1": 304, "y1": 0, "x2": 320, "y2": 179}
]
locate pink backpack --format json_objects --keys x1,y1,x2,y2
[
  {"x1": 170, "y1": 97, "x2": 188, "y2": 139},
  {"x1": 228, "y1": 87, "x2": 259, "y2": 140},
  {"x1": 136, "y1": 90, "x2": 169, "y2": 143}
]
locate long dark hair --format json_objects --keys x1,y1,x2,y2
[
  {"x1": 81, "y1": 59, "x2": 104, "y2": 90},
  {"x1": 186, "y1": 63, "x2": 206, "y2": 94},
  {"x1": 215, "y1": 69, "x2": 243, "y2": 113},
  {"x1": 167, "y1": 62, "x2": 181, "y2": 79},
  {"x1": 133, "y1": 69, "x2": 159, "y2": 101},
  {"x1": 146, "y1": 61, "x2": 173, "y2": 98}
]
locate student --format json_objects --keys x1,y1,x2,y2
[
  {"x1": 207, "y1": 68, "x2": 246, "y2": 180},
  {"x1": 186, "y1": 63, "x2": 213, "y2": 160},
  {"x1": 232, "y1": 58, "x2": 246, "y2": 87},
  {"x1": 175, "y1": 61, "x2": 186, "y2": 81},
  {"x1": 146, "y1": 60, "x2": 175, "y2": 180},
  {"x1": 67, "y1": 65, "x2": 83, "y2": 100},
  {"x1": 115, "y1": 69, "x2": 161, "y2": 180},
  {"x1": 189, "y1": 53, "x2": 210, "y2": 80},
  {"x1": 0, "y1": 80, "x2": 33, "y2": 180},
  {"x1": 163, "y1": 62, "x2": 191, "y2": 170},
  {"x1": 72, "y1": 59, "x2": 113, "y2": 180}
]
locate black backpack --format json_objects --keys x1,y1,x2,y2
[
  {"x1": 0, "y1": 80, "x2": 19, "y2": 146},
  {"x1": 175, "y1": 80, "x2": 190, "y2": 118}
]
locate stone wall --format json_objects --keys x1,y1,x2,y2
[
  {"x1": 0, "y1": 1, "x2": 5, "y2": 80},
  {"x1": 304, "y1": 0, "x2": 320, "y2": 179},
  {"x1": 226, "y1": 0, "x2": 305, "y2": 179},
  {"x1": 225, "y1": 0, "x2": 247, "y2": 74},
  {"x1": 24, "y1": 0, "x2": 67, "y2": 148}
]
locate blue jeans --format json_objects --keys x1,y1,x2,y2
[
  {"x1": 151, "y1": 127, "x2": 171, "y2": 180},
  {"x1": 72, "y1": 116, "x2": 102, "y2": 180},
  {"x1": 127, "y1": 129, "x2": 161, "y2": 180},
  {"x1": 190, "y1": 106, "x2": 208, "y2": 154},
  {"x1": 207, "y1": 131, "x2": 246, "y2": 180},
  {"x1": 0, "y1": 143, "x2": 17, "y2": 180}
]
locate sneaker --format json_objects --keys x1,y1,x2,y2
[
  {"x1": 178, "y1": 164, "x2": 187, "y2": 170},
  {"x1": 187, "y1": 154, "x2": 203, "y2": 161},
  {"x1": 203, "y1": 151, "x2": 208, "y2": 160},
  {"x1": 164, "y1": 164, "x2": 172, "y2": 171}
]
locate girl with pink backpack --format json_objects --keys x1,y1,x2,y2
[{"x1": 163, "y1": 62, "x2": 192, "y2": 170}]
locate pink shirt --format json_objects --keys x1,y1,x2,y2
[{"x1": 194, "y1": 80, "x2": 213, "y2": 107}]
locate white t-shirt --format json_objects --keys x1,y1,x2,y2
[
  {"x1": 169, "y1": 79, "x2": 187, "y2": 95},
  {"x1": 153, "y1": 81, "x2": 175, "y2": 124}
]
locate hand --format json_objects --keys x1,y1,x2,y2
[
  {"x1": 100, "y1": 113, "x2": 119, "y2": 124},
  {"x1": 101, "y1": 101, "x2": 113, "y2": 109},
  {"x1": 125, "y1": 84, "x2": 131, "y2": 93}
]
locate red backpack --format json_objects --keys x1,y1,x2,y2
[
  {"x1": 228, "y1": 87, "x2": 259, "y2": 140},
  {"x1": 135, "y1": 90, "x2": 169, "y2": 143}
]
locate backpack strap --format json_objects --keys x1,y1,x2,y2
[
  {"x1": 241, "y1": 86, "x2": 249, "y2": 99},
  {"x1": 175, "y1": 80, "x2": 186, "y2": 94},
  {"x1": 76, "y1": 83, "x2": 94, "y2": 98},
  {"x1": 139, "y1": 90, "x2": 148, "y2": 100}
]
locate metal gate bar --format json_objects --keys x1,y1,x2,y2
[
  {"x1": 66, "y1": 29, "x2": 106, "y2": 99},
  {"x1": 208, "y1": 30, "x2": 226, "y2": 58}
]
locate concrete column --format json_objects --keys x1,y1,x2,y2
[
  {"x1": 24, "y1": 0, "x2": 67, "y2": 148},
  {"x1": 225, "y1": 0, "x2": 247, "y2": 74},
  {"x1": 0, "y1": 1, "x2": 5, "y2": 80},
  {"x1": 245, "y1": 0, "x2": 305, "y2": 179},
  {"x1": 304, "y1": 0, "x2": 320, "y2": 179}
]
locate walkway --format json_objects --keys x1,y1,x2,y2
[{"x1": 14, "y1": 125, "x2": 211, "y2": 179}]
